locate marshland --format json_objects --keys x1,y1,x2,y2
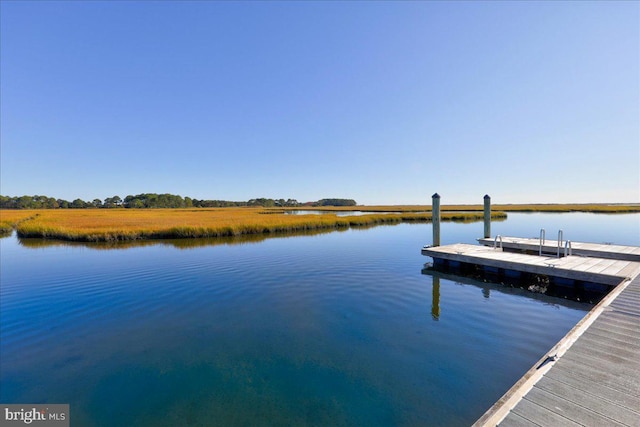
[
  {"x1": 1, "y1": 203, "x2": 637, "y2": 242},
  {"x1": 6, "y1": 208, "x2": 504, "y2": 242}
]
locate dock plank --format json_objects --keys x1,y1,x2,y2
[
  {"x1": 498, "y1": 412, "x2": 538, "y2": 427},
  {"x1": 547, "y1": 368, "x2": 640, "y2": 413},
  {"x1": 556, "y1": 257, "x2": 604, "y2": 274},
  {"x1": 610, "y1": 299, "x2": 640, "y2": 316},
  {"x1": 598, "y1": 311, "x2": 640, "y2": 331},
  {"x1": 561, "y1": 342, "x2": 640, "y2": 379},
  {"x1": 534, "y1": 379, "x2": 640, "y2": 426},
  {"x1": 511, "y1": 398, "x2": 581, "y2": 427},
  {"x1": 584, "y1": 327, "x2": 640, "y2": 351},
  {"x1": 573, "y1": 334, "x2": 640, "y2": 363},
  {"x1": 555, "y1": 357, "x2": 640, "y2": 398},
  {"x1": 583, "y1": 258, "x2": 620, "y2": 274},
  {"x1": 617, "y1": 262, "x2": 640, "y2": 278},
  {"x1": 523, "y1": 387, "x2": 626, "y2": 426},
  {"x1": 600, "y1": 260, "x2": 632, "y2": 276},
  {"x1": 557, "y1": 256, "x2": 594, "y2": 270}
]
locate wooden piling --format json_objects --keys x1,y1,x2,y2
[
  {"x1": 432, "y1": 193, "x2": 440, "y2": 247},
  {"x1": 483, "y1": 194, "x2": 491, "y2": 238}
]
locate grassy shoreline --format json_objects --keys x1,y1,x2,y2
[
  {"x1": 1, "y1": 203, "x2": 636, "y2": 242},
  {"x1": 3, "y1": 208, "x2": 505, "y2": 242}
]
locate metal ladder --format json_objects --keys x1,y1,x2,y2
[
  {"x1": 565, "y1": 240, "x2": 573, "y2": 257},
  {"x1": 493, "y1": 234, "x2": 503, "y2": 250},
  {"x1": 557, "y1": 229, "x2": 563, "y2": 258},
  {"x1": 539, "y1": 228, "x2": 571, "y2": 258}
]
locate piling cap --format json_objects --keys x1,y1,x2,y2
[
  {"x1": 432, "y1": 193, "x2": 440, "y2": 199},
  {"x1": 484, "y1": 194, "x2": 491, "y2": 199}
]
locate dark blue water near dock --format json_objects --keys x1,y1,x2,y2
[{"x1": 1, "y1": 213, "x2": 636, "y2": 426}]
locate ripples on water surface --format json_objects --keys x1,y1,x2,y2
[{"x1": 2, "y1": 213, "x2": 635, "y2": 426}]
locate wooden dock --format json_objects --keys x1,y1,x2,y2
[
  {"x1": 421, "y1": 243, "x2": 640, "y2": 286},
  {"x1": 477, "y1": 236, "x2": 640, "y2": 262},
  {"x1": 476, "y1": 271, "x2": 640, "y2": 427},
  {"x1": 420, "y1": 238, "x2": 640, "y2": 426}
]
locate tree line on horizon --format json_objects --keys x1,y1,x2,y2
[{"x1": 0, "y1": 194, "x2": 357, "y2": 209}]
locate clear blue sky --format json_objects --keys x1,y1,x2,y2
[{"x1": 1, "y1": 1, "x2": 638, "y2": 204}]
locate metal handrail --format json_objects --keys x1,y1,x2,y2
[
  {"x1": 539, "y1": 229, "x2": 546, "y2": 255},
  {"x1": 564, "y1": 240, "x2": 572, "y2": 257},
  {"x1": 494, "y1": 235, "x2": 503, "y2": 250},
  {"x1": 557, "y1": 229, "x2": 563, "y2": 258}
]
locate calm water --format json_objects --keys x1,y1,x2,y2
[
  {"x1": 285, "y1": 210, "x2": 418, "y2": 216},
  {"x1": 1, "y1": 213, "x2": 637, "y2": 426}
]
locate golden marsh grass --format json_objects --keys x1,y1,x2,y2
[
  {"x1": 0, "y1": 210, "x2": 40, "y2": 235},
  {"x1": 8, "y1": 208, "x2": 506, "y2": 242}
]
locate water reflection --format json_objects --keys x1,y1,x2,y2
[
  {"x1": 431, "y1": 276, "x2": 440, "y2": 321},
  {"x1": 284, "y1": 210, "x2": 424, "y2": 216}
]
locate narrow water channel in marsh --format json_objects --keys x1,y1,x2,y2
[{"x1": 1, "y1": 213, "x2": 637, "y2": 426}]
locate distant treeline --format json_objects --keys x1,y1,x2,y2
[{"x1": 0, "y1": 194, "x2": 357, "y2": 209}]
